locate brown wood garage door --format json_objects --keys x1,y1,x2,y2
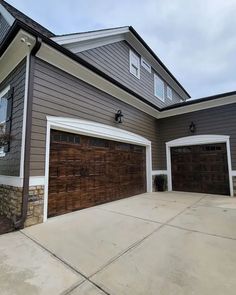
[
  {"x1": 48, "y1": 130, "x2": 146, "y2": 217},
  {"x1": 171, "y1": 143, "x2": 230, "y2": 195}
]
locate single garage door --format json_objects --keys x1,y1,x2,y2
[
  {"x1": 171, "y1": 143, "x2": 230, "y2": 195},
  {"x1": 48, "y1": 130, "x2": 146, "y2": 217}
]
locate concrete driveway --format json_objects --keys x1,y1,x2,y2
[{"x1": 1, "y1": 192, "x2": 236, "y2": 294}]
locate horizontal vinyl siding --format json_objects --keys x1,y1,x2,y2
[
  {"x1": 157, "y1": 104, "x2": 236, "y2": 170},
  {"x1": 30, "y1": 58, "x2": 159, "y2": 176},
  {"x1": 78, "y1": 41, "x2": 183, "y2": 109},
  {"x1": 0, "y1": 59, "x2": 26, "y2": 176}
]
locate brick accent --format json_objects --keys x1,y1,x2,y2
[{"x1": 0, "y1": 184, "x2": 44, "y2": 227}]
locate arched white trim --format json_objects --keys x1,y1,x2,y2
[
  {"x1": 166, "y1": 135, "x2": 233, "y2": 197},
  {"x1": 43, "y1": 116, "x2": 152, "y2": 221}
]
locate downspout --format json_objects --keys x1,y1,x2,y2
[{"x1": 14, "y1": 37, "x2": 42, "y2": 229}]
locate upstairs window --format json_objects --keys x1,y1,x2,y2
[
  {"x1": 0, "y1": 85, "x2": 10, "y2": 156},
  {"x1": 167, "y1": 86, "x2": 173, "y2": 100},
  {"x1": 154, "y1": 74, "x2": 164, "y2": 101},
  {"x1": 141, "y1": 57, "x2": 151, "y2": 73},
  {"x1": 129, "y1": 50, "x2": 140, "y2": 79}
]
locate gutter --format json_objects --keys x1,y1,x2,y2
[{"x1": 14, "y1": 37, "x2": 42, "y2": 229}]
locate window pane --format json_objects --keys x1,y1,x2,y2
[
  {"x1": 154, "y1": 76, "x2": 164, "y2": 100},
  {"x1": 0, "y1": 97, "x2": 7, "y2": 123},
  {"x1": 167, "y1": 86, "x2": 172, "y2": 99}
]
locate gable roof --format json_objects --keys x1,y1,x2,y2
[
  {"x1": 52, "y1": 26, "x2": 191, "y2": 99},
  {"x1": 1, "y1": 0, "x2": 54, "y2": 38}
]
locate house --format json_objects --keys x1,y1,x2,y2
[{"x1": 0, "y1": 1, "x2": 235, "y2": 228}]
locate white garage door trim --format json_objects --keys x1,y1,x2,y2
[
  {"x1": 166, "y1": 135, "x2": 233, "y2": 197},
  {"x1": 43, "y1": 116, "x2": 153, "y2": 222}
]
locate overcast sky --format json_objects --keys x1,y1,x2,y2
[{"x1": 6, "y1": 0, "x2": 236, "y2": 99}]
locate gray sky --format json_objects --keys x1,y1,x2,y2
[{"x1": 6, "y1": 0, "x2": 236, "y2": 99}]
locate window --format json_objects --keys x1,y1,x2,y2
[
  {"x1": 154, "y1": 74, "x2": 164, "y2": 101},
  {"x1": 167, "y1": 86, "x2": 172, "y2": 100},
  {"x1": 0, "y1": 85, "x2": 10, "y2": 156},
  {"x1": 129, "y1": 50, "x2": 140, "y2": 79},
  {"x1": 141, "y1": 57, "x2": 151, "y2": 73}
]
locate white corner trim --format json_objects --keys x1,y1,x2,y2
[
  {"x1": 166, "y1": 135, "x2": 234, "y2": 197},
  {"x1": 0, "y1": 176, "x2": 45, "y2": 187},
  {"x1": 0, "y1": 3, "x2": 15, "y2": 25},
  {"x1": 20, "y1": 53, "x2": 30, "y2": 179},
  {"x1": 43, "y1": 117, "x2": 153, "y2": 222},
  {"x1": 152, "y1": 170, "x2": 167, "y2": 175}
]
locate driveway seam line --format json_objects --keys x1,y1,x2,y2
[
  {"x1": 97, "y1": 207, "x2": 163, "y2": 225},
  {"x1": 89, "y1": 195, "x2": 207, "y2": 278},
  {"x1": 19, "y1": 231, "x2": 111, "y2": 295},
  {"x1": 166, "y1": 223, "x2": 236, "y2": 241}
]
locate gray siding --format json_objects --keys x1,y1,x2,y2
[
  {"x1": 30, "y1": 58, "x2": 159, "y2": 176},
  {"x1": 0, "y1": 13, "x2": 10, "y2": 44},
  {"x1": 157, "y1": 104, "x2": 236, "y2": 170},
  {"x1": 77, "y1": 41, "x2": 183, "y2": 109},
  {"x1": 0, "y1": 59, "x2": 26, "y2": 176}
]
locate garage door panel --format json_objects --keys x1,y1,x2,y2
[
  {"x1": 171, "y1": 143, "x2": 230, "y2": 195},
  {"x1": 48, "y1": 130, "x2": 146, "y2": 217}
]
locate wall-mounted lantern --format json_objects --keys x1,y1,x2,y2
[
  {"x1": 189, "y1": 121, "x2": 196, "y2": 133},
  {"x1": 115, "y1": 110, "x2": 124, "y2": 124}
]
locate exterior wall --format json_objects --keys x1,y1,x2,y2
[
  {"x1": 78, "y1": 41, "x2": 183, "y2": 108},
  {"x1": 157, "y1": 103, "x2": 236, "y2": 170},
  {"x1": 30, "y1": 58, "x2": 159, "y2": 176},
  {"x1": 0, "y1": 13, "x2": 10, "y2": 44},
  {"x1": 0, "y1": 59, "x2": 26, "y2": 176},
  {"x1": 0, "y1": 184, "x2": 44, "y2": 227}
]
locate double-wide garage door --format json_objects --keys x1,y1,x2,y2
[
  {"x1": 48, "y1": 130, "x2": 146, "y2": 217},
  {"x1": 171, "y1": 143, "x2": 230, "y2": 195}
]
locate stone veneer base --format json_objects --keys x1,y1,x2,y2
[{"x1": 0, "y1": 184, "x2": 44, "y2": 227}]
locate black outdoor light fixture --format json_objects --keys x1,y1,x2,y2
[
  {"x1": 115, "y1": 110, "x2": 124, "y2": 123},
  {"x1": 189, "y1": 121, "x2": 196, "y2": 133}
]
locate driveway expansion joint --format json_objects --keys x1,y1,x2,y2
[{"x1": 19, "y1": 230, "x2": 111, "y2": 295}]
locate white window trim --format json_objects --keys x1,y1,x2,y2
[
  {"x1": 141, "y1": 57, "x2": 151, "y2": 73},
  {"x1": 167, "y1": 86, "x2": 172, "y2": 100},
  {"x1": 129, "y1": 50, "x2": 140, "y2": 79},
  {"x1": 43, "y1": 116, "x2": 152, "y2": 222},
  {"x1": 154, "y1": 74, "x2": 165, "y2": 102},
  {"x1": 0, "y1": 85, "x2": 10, "y2": 157},
  {"x1": 166, "y1": 135, "x2": 234, "y2": 197}
]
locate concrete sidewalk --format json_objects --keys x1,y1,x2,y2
[{"x1": 1, "y1": 192, "x2": 236, "y2": 294}]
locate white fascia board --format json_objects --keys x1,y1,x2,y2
[
  {"x1": 36, "y1": 42, "x2": 159, "y2": 118},
  {"x1": 0, "y1": 29, "x2": 36, "y2": 83},
  {"x1": 0, "y1": 3, "x2": 15, "y2": 25},
  {"x1": 52, "y1": 27, "x2": 130, "y2": 45},
  {"x1": 159, "y1": 94, "x2": 236, "y2": 118}
]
